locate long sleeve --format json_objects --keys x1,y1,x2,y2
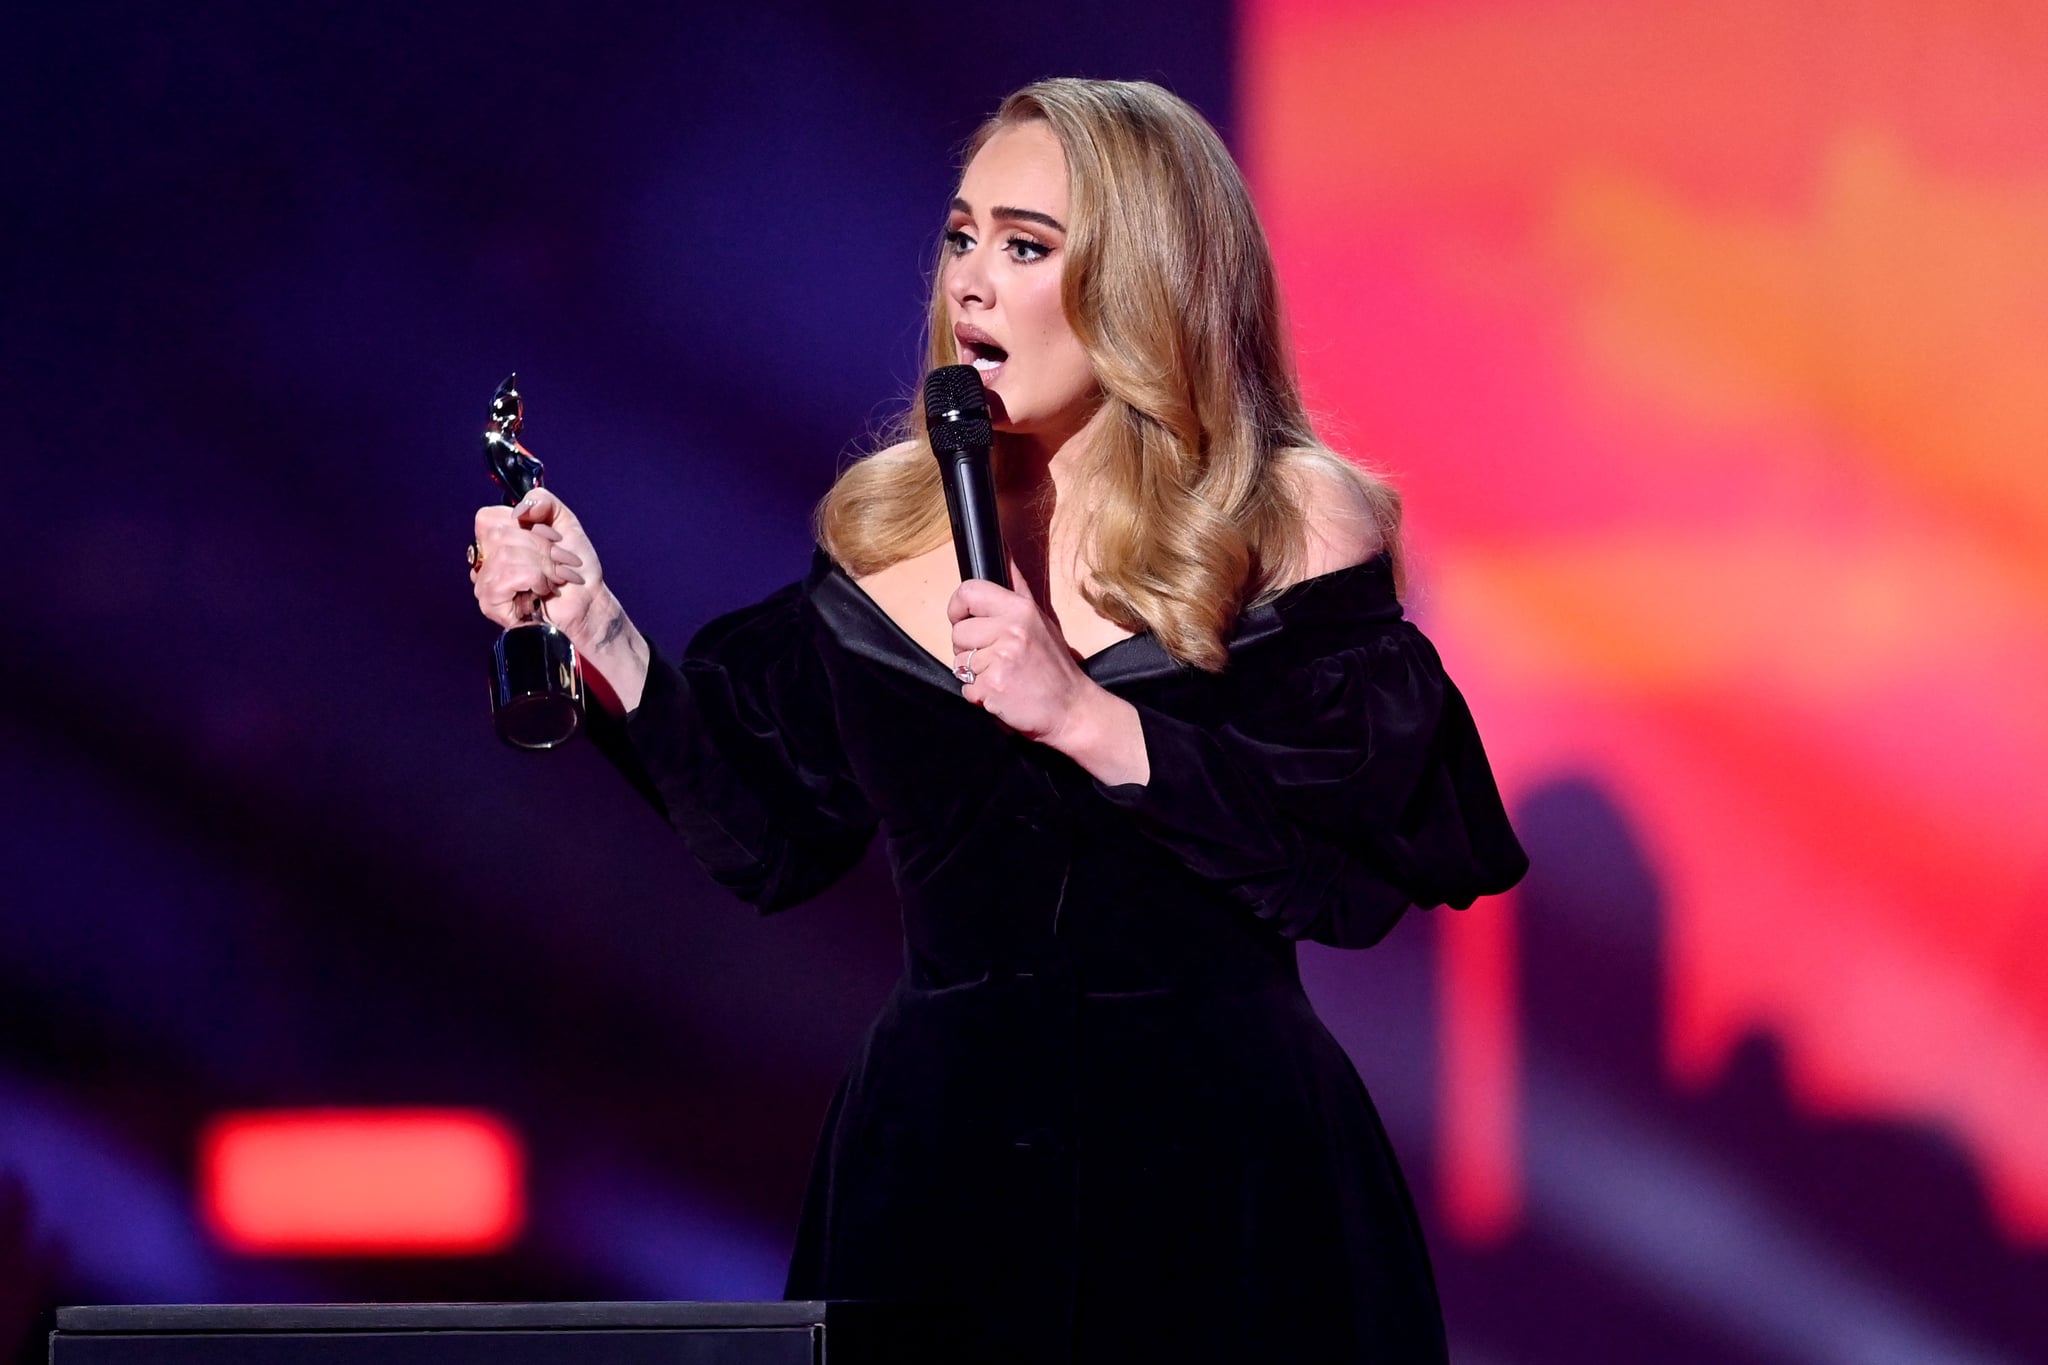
[
  {"x1": 1094, "y1": 625, "x2": 1526, "y2": 947},
  {"x1": 591, "y1": 578, "x2": 877, "y2": 912}
]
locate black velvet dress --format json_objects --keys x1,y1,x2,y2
[{"x1": 603, "y1": 549, "x2": 1526, "y2": 1363}]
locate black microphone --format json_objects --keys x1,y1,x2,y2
[{"x1": 923, "y1": 364, "x2": 1011, "y2": 588}]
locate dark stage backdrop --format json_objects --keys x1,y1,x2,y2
[{"x1": 7, "y1": 4, "x2": 2046, "y2": 1364}]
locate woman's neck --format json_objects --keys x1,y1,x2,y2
[{"x1": 992, "y1": 411, "x2": 1099, "y2": 604}]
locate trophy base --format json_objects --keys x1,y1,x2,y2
[{"x1": 491, "y1": 620, "x2": 584, "y2": 750}]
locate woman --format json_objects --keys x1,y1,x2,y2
[{"x1": 472, "y1": 79, "x2": 1525, "y2": 1363}]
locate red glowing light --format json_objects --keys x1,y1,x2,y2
[
  {"x1": 199, "y1": 1109, "x2": 524, "y2": 1255},
  {"x1": 1440, "y1": 894, "x2": 1522, "y2": 1243}
]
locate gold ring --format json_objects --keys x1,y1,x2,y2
[{"x1": 467, "y1": 541, "x2": 484, "y2": 570}]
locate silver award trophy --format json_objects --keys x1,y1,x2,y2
[{"x1": 481, "y1": 373, "x2": 584, "y2": 748}]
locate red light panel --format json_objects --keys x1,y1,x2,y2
[
  {"x1": 1440, "y1": 894, "x2": 1521, "y2": 1244},
  {"x1": 200, "y1": 1109, "x2": 524, "y2": 1255}
]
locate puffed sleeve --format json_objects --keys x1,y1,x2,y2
[
  {"x1": 1094, "y1": 625, "x2": 1526, "y2": 947},
  {"x1": 589, "y1": 579, "x2": 878, "y2": 912}
]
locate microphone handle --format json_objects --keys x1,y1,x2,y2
[{"x1": 938, "y1": 449, "x2": 1011, "y2": 588}]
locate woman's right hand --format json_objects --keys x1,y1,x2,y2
[
  {"x1": 471, "y1": 487, "x2": 602, "y2": 642},
  {"x1": 471, "y1": 488, "x2": 651, "y2": 713}
]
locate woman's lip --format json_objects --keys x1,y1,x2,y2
[{"x1": 953, "y1": 321, "x2": 1001, "y2": 348}]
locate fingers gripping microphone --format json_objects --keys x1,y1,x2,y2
[{"x1": 922, "y1": 365, "x2": 1011, "y2": 589}]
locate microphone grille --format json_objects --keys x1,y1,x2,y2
[{"x1": 922, "y1": 364, "x2": 992, "y2": 453}]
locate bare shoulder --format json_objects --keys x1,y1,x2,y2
[{"x1": 1277, "y1": 452, "x2": 1385, "y2": 584}]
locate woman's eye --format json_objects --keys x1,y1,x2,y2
[
  {"x1": 943, "y1": 229, "x2": 974, "y2": 255},
  {"x1": 1006, "y1": 237, "x2": 1050, "y2": 263}
]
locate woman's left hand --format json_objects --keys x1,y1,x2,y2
[{"x1": 948, "y1": 579, "x2": 1150, "y2": 784}]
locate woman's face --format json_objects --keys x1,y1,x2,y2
[{"x1": 943, "y1": 121, "x2": 1098, "y2": 445}]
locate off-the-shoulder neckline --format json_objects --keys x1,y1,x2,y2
[{"x1": 806, "y1": 548, "x2": 1401, "y2": 694}]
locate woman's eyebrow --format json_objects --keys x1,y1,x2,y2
[{"x1": 950, "y1": 197, "x2": 1067, "y2": 233}]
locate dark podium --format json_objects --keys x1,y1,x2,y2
[{"x1": 51, "y1": 1301, "x2": 946, "y2": 1364}]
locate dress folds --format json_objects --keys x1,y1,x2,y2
[{"x1": 598, "y1": 548, "x2": 1527, "y2": 1364}]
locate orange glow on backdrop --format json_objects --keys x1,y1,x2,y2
[
  {"x1": 1243, "y1": 0, "x2": 2048, "y2": 1240},
  {"x1": 200, "y1": 1109, "x2": 525, "y2": 1255}
]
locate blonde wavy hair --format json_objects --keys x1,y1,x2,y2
[{"x1": 815, "y1": 78, "x2": 1402, "y2": 671}]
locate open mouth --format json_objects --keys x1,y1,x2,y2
[
  {"x1": 964, "y1": 339, "x2": 1008, "y2": 374},
  {"x1": 954, "y1": 323, "x2": 1009, "y2": 377}
]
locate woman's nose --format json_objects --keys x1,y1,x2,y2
[{"x1": 945, "y1": 245, "x2": 990, "y2": 310}]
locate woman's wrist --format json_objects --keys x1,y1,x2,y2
[
  {"x1": 573, "y1": 587, "x2": 651, "y2": 715},
  {"x1": 1048, "y1": 684, "x2": 1150, "y2": 787}
]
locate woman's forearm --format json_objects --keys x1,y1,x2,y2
[
  {"x1": 1049, "y1": 685, "x2": 1151, "y2": 787},
  {"x1": 572, "y1": 587, "x2": 652, "y2": 715}
]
